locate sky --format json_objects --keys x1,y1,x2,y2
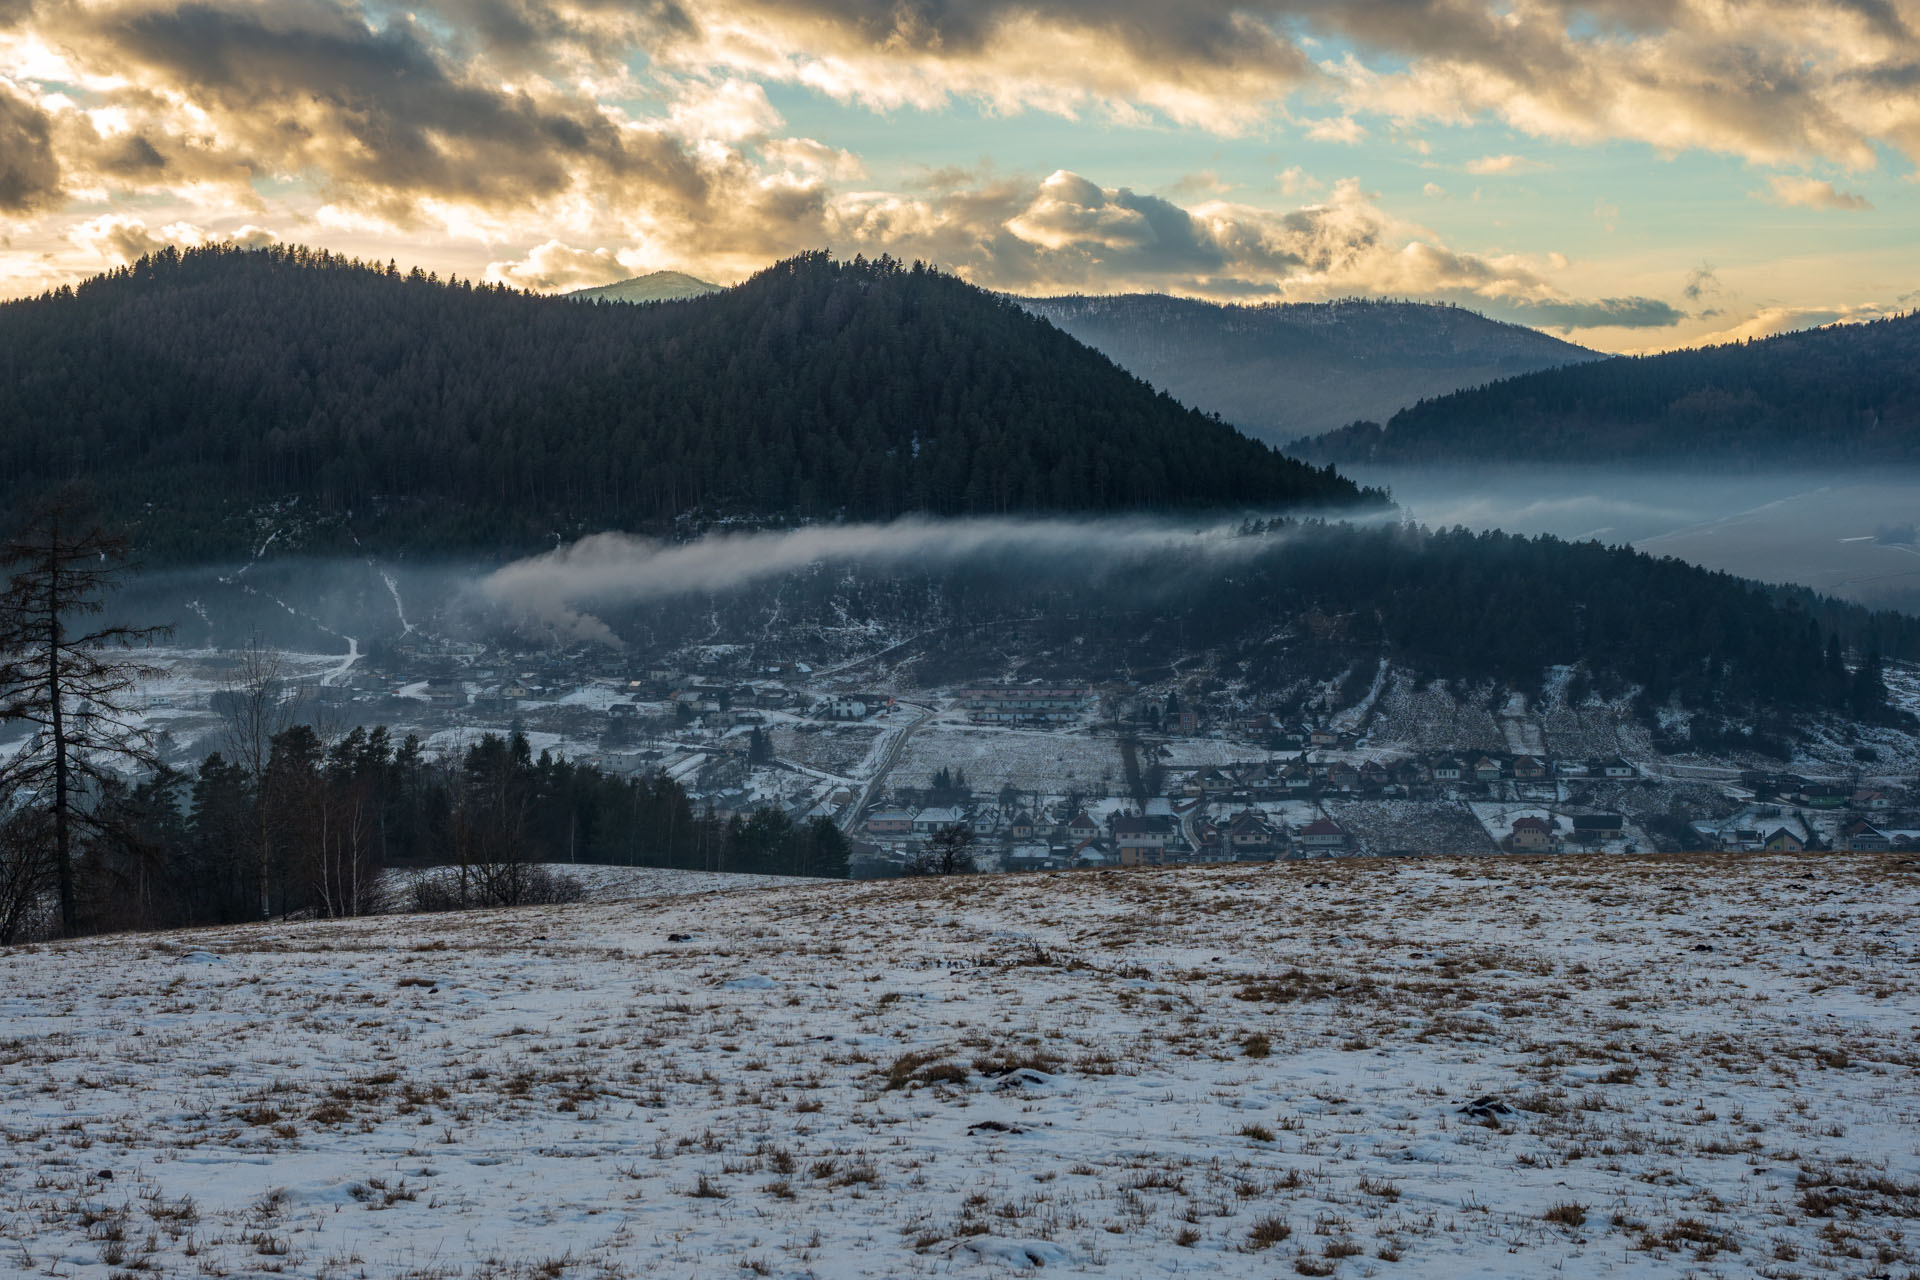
[{"x1": 1, "y1": 0, "x2": 1917, "y2": 351}]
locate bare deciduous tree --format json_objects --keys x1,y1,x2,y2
[
  {"x1": 908, "y1": 822, "x2": 977, "y2": 876},
  {"x1": 218, "y1": 634, "x2": 301, "y2": 917},
  {"x1": 0, "y1": 488, "x2": 170, "y2": 936}
]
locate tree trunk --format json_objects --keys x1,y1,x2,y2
[{"x1": 45, "y1": 530, "x2": 74, "y2": 938}]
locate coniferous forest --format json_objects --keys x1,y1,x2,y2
[
  {"x1": 41, "y1": 727, "x2": 847, "y2": 942},
  {"x1": 1302, "y1": 311, "x2": 1920, "y2": 464},
  {"x1": 0, "y1": 246, "x2": 1371, "y2": 560}
]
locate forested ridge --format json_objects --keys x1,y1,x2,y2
[
  {"x1": 1301, "y1": 312, "x2": 1920, "y2": 464},
  {"x1": 1020, "y1": 293, "x2": 1595, "y2": 445},
  {"x1": 0, "y1": 246, "x2": 1370, "y2": 560}
]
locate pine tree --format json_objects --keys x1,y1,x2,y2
[{"x1": 0, "y1": 488, "x2": 170, "y2": 936}]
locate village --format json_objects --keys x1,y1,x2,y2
[{"x1": 114, "y1": 637, "x2": 1920, "y2": 875}]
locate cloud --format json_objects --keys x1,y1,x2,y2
[
  {"x1": 65, "y1": 214, "x2": 274, "y2": 262},
  {"x1": 1303, "y1": 115, "x2": 1368, "y2": 144},
  {"x1": 1685, "y1": 302, "x2": 1897, "y2": 346},
  {"x1": 835, "y1": 168, "x2": 1683, "y2": 330},
  {"x1": 1488, "y1": 295, "x2": 1687, "y2": 331},
  {"x1": 1277, "y1": 166, "x2": 1321, "y2": 196},
  {"x1": 1464, "y1": 153, "x2": 1547, "y2": 175},
  {"x1": 483, "y1": 239, "x2": 627, "y2": 291},
  {"x1": 1755, "y1": 175, "x2": 1873, "y2": 210},
  {"x1": 0, "y1": 81, "x2": 60, "y2": 213},
  {"x1": 480, "y1": 513, "x2": 1304, "y2": 646},
  {"x1": 1682, "y1": 264, "x2": 1722, "y2": 303},
  {"x1": 1422, "y1": 181, "x2": 1448, "y2": 199}
]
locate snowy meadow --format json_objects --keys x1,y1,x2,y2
[{"x1": 3, "y1": 854, "x2": 1918, "y2": 1279}]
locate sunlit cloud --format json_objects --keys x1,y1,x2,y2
[
  {"x1": 1755, "y1": 175, "x2": 1873, "y2": 210},
  {"x1": 0, "y1": 0, "x2": 1910, "y2": 348}
]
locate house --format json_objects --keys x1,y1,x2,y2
[
  {"x1": 1326, "y1": 762, "x2": 1361, "y2": 793},
  {"x1": 955, "y1": 684, "x2": 1092, "y2": 725},
  {"x1": 1308, "y1": 727, "x2": 1339, "y2": 748},
  {"x1": 1359, "y1": 761, "x2": 1390, "y2": 791},
  {"x1": 501, "y1": 680, "x2": 532, "y2": 700},
  {"x1": 1601, "y1": 758, "x2": 1638, "y2": 779},
  {"x1": 1072, "y1": 838, "x2": 1118, "y2": 868},
  {"x1": 1507, "y1": 815, "x2": 1558, "y2": 852},
  {"x1": 865, "y1": 808, "x2": 915, "y2": 837},
  {"x1": 1228, "y1": 809, "x2": 1278, "y2": 859},
  {"x1": 1473, "y1": 756, "x2": 1504, "y2": 783},
  {"x1": 1296, "y1": 817, "x2": 1349, "y2": 855},
  {"x1": 425, "y1": 678, "x2": 465, "y2": 708},
  {"x1": 823, "y1": 696, "x2": 870, "y2": 720},
  {"x1": 912, "y1": 806, "x2": 965, "y2": 835},
  {"x1": 1192, "y1": 818, "x2": 1224, "y2": 860},
  {"x1": 1850, "y1": 789, "x2": 1890, "y2": 811},
  {"x1": 970, "y1": 807, "x2": 1006, "y2": 839},
  {"x1": 1842, "y1": 819, "x2": 1891, "y2": 852},
  {"x1": 1513, "y1": 756, "x2": 1548, "y2": 780},
  {"x1": 1009, "y1": 811, "x2": 1037, "y2": 840},
  {"x1": 607, "y1": 701, "x2": 637, "y2": 719},
  {"x1": 1112, "y1": 814, "x2": 1178, "y2": 866},
  {"x1": 1282, "y1": 760, "x2": 1315, "y2": 792},
  {"x1": 1005, "y1": 846, "x2": 1062, "y2": 873},
  {"x1": 1570, "y1": 813, "x2": 1624, "y2": 844},
  {"x1": 1066, "y1": 810, "x2": 1101, "y2": 843},
  {"x1": 1555, "y1": 759, "x2": 1592, "y2": 778},
  {"x1": 1762, "y1": 826, "x2": 1805, "y2": 853},
  {"x1": 1433, "y1": 757, "x2": 1465, "y2": 784}
]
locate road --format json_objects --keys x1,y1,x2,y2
[{"x1": 841, "y1": 701, "x2": 933, "y2": 834}]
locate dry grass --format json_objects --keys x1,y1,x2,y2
[{"x1": 1, "y1": 851, "x2": 1916, "y2": 1278}]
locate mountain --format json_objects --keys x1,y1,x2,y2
[
  {"x1": 1017, "y1": 294, "x2": 1598, "y2": 445},
  {"x1": 1300, "y1": 312, "x2": 1920, "y2": 465},
  {"x1": 0, "y1": 248, "x2": 1374, "y2": 561},
  {"x1": 566, "y1": 270, "x2": 721, "y2": 304}
]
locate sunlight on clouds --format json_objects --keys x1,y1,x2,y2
[
  {"x1": 1755, "y1": 175, "x2": 1873, "y2": 210},
  {"x1": 0, "y1": 0, "x2": 1911, "y2": 343}
]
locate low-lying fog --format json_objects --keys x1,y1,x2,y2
[
  {"x1": 1351, "y1": 467, "x2": 1920, "y2": 613},
  {"x1": 101, "y1": 468, "x2": 1919, "y2": 658}
]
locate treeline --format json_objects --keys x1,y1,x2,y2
[
  {"x1": 1302, "y1": 311, "x2": 1920, "y2": 464},
  {"x1": 22, "y1": 726, "x2": 846, "y2": 941},
  {"x1": 0, "y1": 246, "x2": 1372, "y2": 561},
  {"x1": 0, "y1": 489, "x2": 846, "y2": 944}
]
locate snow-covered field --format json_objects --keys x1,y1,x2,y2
[{"x1": 5, "y1": 855, "x2": 1919, "y2": 1279}]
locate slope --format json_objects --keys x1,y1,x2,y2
[
  {"x1": 566, "y1": 269, "x2": 721, "y2": 303},
  {"x1": 0, "y1": 248, "x2": 1373, "y2": 561},
  {"x1": 1019, "y1": 294, "x2": 1597, "y2": 445},
  {"x1": 9, "y1": 855, "x2": 1919, "y2": 1278},
  {"x1": 1299, "y1": 311, "x2": 1920, "y2": 465}
]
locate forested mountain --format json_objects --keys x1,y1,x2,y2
[
  {"x1": 1301, "y1": 312, "x2": 1920, "y2": 465},
  {"x1": 1018, "y1": 294, "x2": 1597, "y2": 445},
  {"x1": 567, "y1": 270, "x2": 720, "y2": 303},
  {"x1": 536, "y1": 519, "x2": 1918, "y2": 720},
  {"x1": 0, "y1": 247, "x2": 1370, "y2": 560}
]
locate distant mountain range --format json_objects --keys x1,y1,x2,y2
[
  {"x1": 566, "y1": 270, "x2": 721, "y2": 304},
  {"x1": 1300, "y1": 312, "x2": 1920, "y2": 466},
  {"x1": 0, "y1": 248, "x2": 1372, "y2": 560},
  {"x1": 1018, "y1": 294, "x2": 1597, "y2": 445}
]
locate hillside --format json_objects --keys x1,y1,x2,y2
[
  {"x1": 1019, "y1": 294, "x2": 1597, "y2": 445},
  {"x1": 566, "y1": 269, "x2": 720, "y2": 303},
  {"x1": 1301, "y1": 312, "x2": 1920, "y2": 465},
  {"x1": 0, "y1": 248, "x2": 1370, "y2": 560},
  {"x1": 7, "y1": 854, "x2": 1918, "y2": 1277}
]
